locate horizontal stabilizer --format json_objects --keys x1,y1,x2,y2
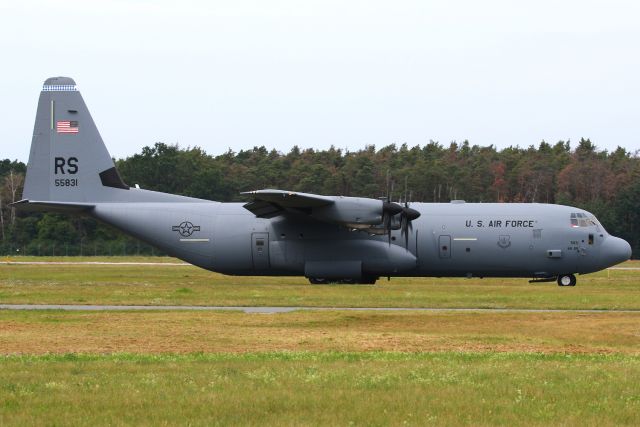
[{"x1": 11, "y1": 199, "x2": 94, "y2": 213}]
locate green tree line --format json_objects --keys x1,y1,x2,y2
[{"x1": 1, "y1": 138, "x2": 639, "y2": 256}]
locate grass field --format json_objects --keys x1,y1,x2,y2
[
  {"x1": 2, "y1": 255, "x2": 184, "y2": 263},
  {"x1": 1, "y1": 257, "x2": 640, "y2": 425},
  {"x1": 1, "y1": 352, "x2": 639, "y2": 426},
  {"x1": 1, "y1": 257, "x2": 639, "y2": 309}
]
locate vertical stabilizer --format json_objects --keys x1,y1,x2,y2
[{"x1": 22, "y1": 77, "x2": 128, "y2": 203}]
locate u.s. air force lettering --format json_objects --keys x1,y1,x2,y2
[{"x1": 465, "y1": 219, "x2": 535, "y2": 228}]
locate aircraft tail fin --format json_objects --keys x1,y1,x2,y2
[{"x1": 21, "y1": 77, "x2": 129, "y2": 205}]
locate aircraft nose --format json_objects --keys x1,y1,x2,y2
[{"x1": 601, "y1": 236, "x2": 632, "y2": 267}]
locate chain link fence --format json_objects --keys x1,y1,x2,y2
[{"x1": 0, "y1": 241, "x2": 165, "y2": 257}]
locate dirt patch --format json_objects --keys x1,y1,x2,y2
[{"x1": 1, "y1": 310, "x2": 639, "y2": 354}]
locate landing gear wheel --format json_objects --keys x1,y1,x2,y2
[
  {"x1": 557, "y1": 274, "x2": 577, "y2": 287},
  {"x1": 309, "y1": 277, "x2": 328, "y2": 285}
]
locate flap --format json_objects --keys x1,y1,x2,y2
[{"x1": 242, "y1": 200, "x2": 283, "y2": 219}]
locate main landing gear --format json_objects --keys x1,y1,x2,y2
[{"x1": 557, "y1": 274, "x2": 577, "y2": 287}]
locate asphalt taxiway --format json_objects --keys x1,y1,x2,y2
[{"x1": 1, "y1": 304, "x2": 638, "y2": 314}]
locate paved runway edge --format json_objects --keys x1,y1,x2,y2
[{"x1": 1, "y1": 304, "x2": 639, "y2": 314}]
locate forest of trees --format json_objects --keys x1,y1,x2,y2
[{"x1": 1, "y1": 138, "x2": 639, "y2": 256}]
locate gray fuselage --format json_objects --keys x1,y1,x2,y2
[
  {"x1": 20, "y1": 77, "x2": 632, "y2": 284},
  {"x1": 91, "y1": 193, "x2": 630, "y2": 280}
]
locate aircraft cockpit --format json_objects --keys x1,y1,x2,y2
[{"x1": 570, "y1": 212, "x2": 602, "y2": 232}]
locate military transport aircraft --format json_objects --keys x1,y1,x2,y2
[{"x1": 15, "y1": 77, "x2": 632, "y2": 286}]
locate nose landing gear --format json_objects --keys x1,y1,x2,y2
[{"x1": 557, "y1": 274, "x2": 577, "y2": 287}]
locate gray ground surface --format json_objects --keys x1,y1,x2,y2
[{"x1": 1, "y1": 304, "x2": 638, "y2": 313}]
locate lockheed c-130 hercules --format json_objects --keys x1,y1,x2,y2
[{"x1": 15, "y1": 77, "x2": 632, "y2": 286}]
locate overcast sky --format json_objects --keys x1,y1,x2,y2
[{"x1": 1, "y1": 0, "x2": 639, "y2": 162}]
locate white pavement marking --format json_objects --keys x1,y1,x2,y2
[{"x1": 0, "y1": 304, "x2": 639, "y2": 314}]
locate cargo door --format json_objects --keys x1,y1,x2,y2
[{"x1": 251, "y1": 232, "x2": 270, "y2": 270}]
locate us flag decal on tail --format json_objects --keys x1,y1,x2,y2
[{"x1": 56, "y1": 121, "x2": 79, "y2": 134}]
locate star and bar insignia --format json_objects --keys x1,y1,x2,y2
[{"x1": 172, "y1": 221, "x2": 201, "y2": 237}]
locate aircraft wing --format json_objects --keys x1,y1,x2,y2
[
  {"x1": 242, "y1": 189, "x2": 403, "y2": 233},
  {"x1": 241, "y1": 189, "x2": 334, "y2": 218}
]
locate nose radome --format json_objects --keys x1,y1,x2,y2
[
  {"x1": 602, "y1": 236, "x2": 632, "y2": 267},
  {"x1": 622, "y1": 238, "x2": 633, "y2": 261}
]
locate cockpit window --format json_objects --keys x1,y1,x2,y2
[{"x1": 570, "y1": 213, "x2": 600, "y2": 231}]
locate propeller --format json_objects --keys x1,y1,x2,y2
[
  {"x1": 378, "y1": 172, "x2": 420, "y2": 248},
  {"x1": 400, "y1": 200, "x2": 420, "y2": 249},
  {"x1": 399, "y1": 182, "x2": 420, "y2": 249},
  {"x1": 381, "y1": 171, "x2": 402, "y2": 245}
]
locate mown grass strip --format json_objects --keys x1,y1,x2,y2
[
  {"x1": 2, "y1": 259, "x2": 640, "y2": 309},
  {"x1": 2, "y1": 350, "x2": 640, "y2": 363}
]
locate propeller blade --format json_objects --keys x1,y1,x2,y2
[
  {"x1": 382, "y1": 200, "x2": 403, "y2": 246},
  {"x1": 403, "y1": 207, "x2": 420, "y2": 221},
  {"x1": 405, "y1": 225, "x2": 409, "y2": 249},
  {"x1": 382, "y1": 201, "x2": 403, "y2": 216},
  {"x1": 398, "y1": 205, "x2": 419, "y2": 250},
  {"x1": 404, "y1": 176, "x2": 408, "y2": 205},
  {"x1": 385, "y1": 170, "x2": 391, "y2": 203},
  {"x1": 380, "y1": 167, "x2": 402, "y2": 247},
  {"x1": 390, "y1": 180, "x2": 395, "y2": 203},
  {"x1": 400, "y1": 215, "x2": 408, "y2": 249},
  {"x1": 381, "y1": 211, "x2": 389, "y2": 246}
]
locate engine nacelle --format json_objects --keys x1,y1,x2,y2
[{"x1": 311, "y1": 197, "x2": 383, "y2": 227}]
